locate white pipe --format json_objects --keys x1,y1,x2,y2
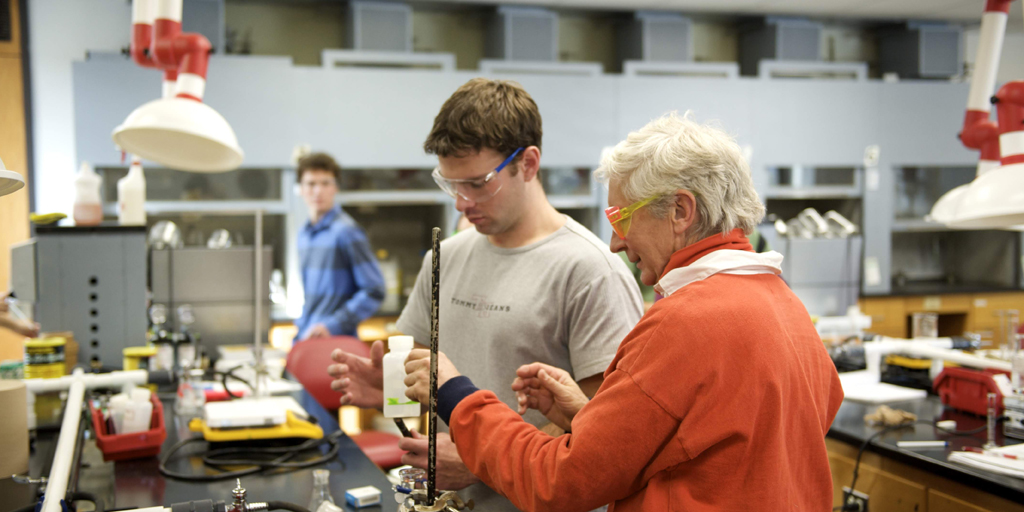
[
  {"x1": 162, "y1": 80, "x2": 176, "y2": 99},
  {"x1": 815, "y1": 314, "x2": 872, "y2": 336},
  {"x1": 40, "y1": 369, "x2": 86, "y2": 512},
  {"x1": 967, "y1": 11, "x2": 1007, "y2": 112},
  {"x1": 978, "y1": 159, "x2": 1001, "y2": 177},
  {"x1": 154, "y1": 0, "x2": 183, "y2": 23},
  {"x1": 132, "y1": 0, "x2": 156, "y2": 24},
  {"x1": 864, "y1": 337, "x2": 1012, "y2": 376},
  {"x1": 23, "y1": 370, "x2": 148, "y2": 394},
  {"x1": 174, "y1": 73, "x2": 206, "y2": 100}
]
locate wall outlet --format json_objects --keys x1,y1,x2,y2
[{"x1": 842, "y1": 487, "x2": 869, "y2": 512}]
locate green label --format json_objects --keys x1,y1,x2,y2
[{"x1": 387, "y1": 398, "x2": 419, "y2": 406}]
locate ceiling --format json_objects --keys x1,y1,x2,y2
[{"x1": 410, "y1": 0, "x2": 1024, "y2": 24}]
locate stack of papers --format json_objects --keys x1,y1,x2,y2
[
  {"x1": 838, "y1": 370, "x2": 928, "y2": 404},
  {"x1": 949, "y1": 444, "x2": 1024, "y2": 479}
]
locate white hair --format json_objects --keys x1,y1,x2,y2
[{"x1": 595, "y1": 111, "x2": 765, "y2": 240}]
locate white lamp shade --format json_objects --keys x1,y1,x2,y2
[
  {"x1": 947, "y1": 162, "x2": 1024, "y2": 229},
  {"x1": 0, "y1": 157, "x2": 25, "y2": 197},
  {"x1": 926, "y1": 184, "x2": 968, "y2": 224},
  {"x1": 0, "y1": 170, "x2": 25, "y2": 197},
  {"x1": 112, "y1": 97, "x2": 244, "y2": 173}
]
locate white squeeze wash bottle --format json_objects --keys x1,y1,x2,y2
[{"x1": 383, "y1": 335, "x2": 421, "y2": 418}]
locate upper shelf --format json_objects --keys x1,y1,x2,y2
[
  {"x1": 338, "y1": 190, "x2": 451, "y2": 205},
  {"x1": 764, "y1": 186, "x2": 862, "y2": 199}
]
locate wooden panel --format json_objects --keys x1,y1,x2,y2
[
  {"x1": 969, "y1": 292, "x2": 1024, "y2": 345},
  {"x1": 0, "y1": 53, "x2": 28, "y2": 361},
  {"x1": 829, "y1": 437, "x2": 1024, "y2": 512},
  {"x1": 929, "y1": 489, "x2": 993, "y2": 512},
  {"x1": 904, "y1": 294, "x2": 973, "y2": 314},
  {"x1": 829, "y1": 451, "x2": 927, "y2": 512},
  {"x1": 860, "y1": 297, "x2": 907, "y2": 338},
  {"x1": 0, "y1": 0, "x2": 21, "y2": 56}
]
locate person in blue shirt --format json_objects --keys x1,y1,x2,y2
[{"x1": 294, "y1": 152, "x2": 386, "y2": 342}]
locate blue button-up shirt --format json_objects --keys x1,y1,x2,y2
[{"x1": 295, "y1": 206, "x2": 385, "y2": 340}]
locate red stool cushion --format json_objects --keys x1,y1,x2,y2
[
  {"x1": 352, "y1": 430, "x2": 406, "y2": 470},
  {"x1": 286, "y1": 336, "x2": 405, "y2": 469},
  {"x1": 286, "y1": 336, "x2": 370, "y2": 411}
]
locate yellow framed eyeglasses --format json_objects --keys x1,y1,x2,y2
[{"x1": 604, "y1": 196, "x2": 658, "y2": 240}]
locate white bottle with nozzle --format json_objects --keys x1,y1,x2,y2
[
  {"x1": 73, "y1": 161, "x2": 103, "y2": 226},
  {"x1": 118, "y1": 157, "x2": 146, "y2": 226},
  {"x1": 383, "y1": 335, "x2": 421, "y2": 418}
]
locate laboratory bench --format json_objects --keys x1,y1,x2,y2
[
  {"x1": 0, "y1": 392, "x2": 393, "y2": 512},
  {"x1": 827, "y1": 397, "x2": 1024, "y2": 511}
]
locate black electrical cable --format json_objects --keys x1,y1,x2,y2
[
  {"x1": 158, "y1": 431, "x2": 347, "y2": 481},
  {"x1": 264, "y1": 502, "x2": 310, "y2": 512},
  {"x1": 836, "y1": 417, "x2": 1004, "y2": 511}
]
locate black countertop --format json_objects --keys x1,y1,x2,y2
[
  {"x1": 828, "y1": 397, "x2": 1024, "y2": 502},
  {"x1": 1, "y1": 391, "x2": 392, "y2": 512}
]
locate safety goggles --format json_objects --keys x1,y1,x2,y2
[
  {"x1": 605, "y1": 195, "x2": 658, "y2": 240},
  {"x1": 431, "y1": 148, "x2": 524, "y2": 203}
]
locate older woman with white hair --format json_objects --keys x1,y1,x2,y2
[{"x1": 403, "y1": 112, "x2": 843, "y2": 512}]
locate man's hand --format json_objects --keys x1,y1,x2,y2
[
  {"x1": 511, "y1": 363, "x2": 589, "y2": 432},
  {"x1": 327, "y1": 339, "x2": 385, "y2": 408},
  {"x1": 303, "y1": 323, "x2": 331, "y2": 339},
  {"x1": 403, "y1": 349, "x2": 460, "y2": 403},
  {"x1": 399, "y1": 431, "x2": 479, "y2": 491},
  {"x1": 0, "y1": 314, "x2": 40, "y2": 338}
]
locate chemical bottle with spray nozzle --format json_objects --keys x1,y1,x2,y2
[{"x1": 118, "y1": 156, "x2": 146, "y2": 226}]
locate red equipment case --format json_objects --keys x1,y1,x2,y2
[{"x1": 933, "y1": 366, "x2": 1010, "y2": 417}]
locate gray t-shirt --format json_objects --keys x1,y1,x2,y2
[{"x1": 396, "y1": 216, "x2": 643, "y2": 512}]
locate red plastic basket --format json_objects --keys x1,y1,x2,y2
[{"x1": 89, "y1": 393, "x2": 167, "y2": 461}]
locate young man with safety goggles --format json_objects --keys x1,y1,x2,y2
[{"x1": 328, "y1": 78, "x2": 643, "y2": 512}]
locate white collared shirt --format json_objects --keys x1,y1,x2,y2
[{"x1": 654, "y1": 250, "x2": 784, "y2": 297}]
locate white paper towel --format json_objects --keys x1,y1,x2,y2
[{"x1": 0, "y1": 379, "x2": 29, "y2": 476}]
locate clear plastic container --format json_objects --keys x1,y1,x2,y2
[{"x1": 73, "y1": 162, "x2": 103, "y2": 226}]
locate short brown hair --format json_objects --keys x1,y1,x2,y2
[
  {"x1": 296, "y1": 152, "x2": 342, "y2": 183},
  {"x1": 424, "y1": 79, "x2": 542, "y2": 166}
]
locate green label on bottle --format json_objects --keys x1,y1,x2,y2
[{"x1": 387, "y1": 398, "x2": 419, "y2": 406}]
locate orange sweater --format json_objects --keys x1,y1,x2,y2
[{"x1": 447, "y1": 231, "x2": 844, "y2": 511}]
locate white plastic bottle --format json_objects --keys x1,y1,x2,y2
[
  {"x1": 73, "y1": 162, "x2": 103, "y2": 226},
  {"x1": 383, "y1": 335, "x2": 420, "y2": 418},
  {"x1": 117, "y1": 157, "x2": 147, "y2": 226}
]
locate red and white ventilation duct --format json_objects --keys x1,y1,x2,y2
[
  {"x1": 930, "y1": 0, "x2": 1011, "y2": 223},
  {"x1": 112, "y1": 0, "x2": 244, "y2": 173},
  {"x1": 933, "y1": 0, "x2": 1024, "y2": 229},
  {"x1": 130, "y1": 0, "x2": 209, "y2": 100}
]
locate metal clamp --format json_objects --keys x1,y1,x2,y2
[{"x1": 12, "y1": 474, "x2": 47, "y2": 485}]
